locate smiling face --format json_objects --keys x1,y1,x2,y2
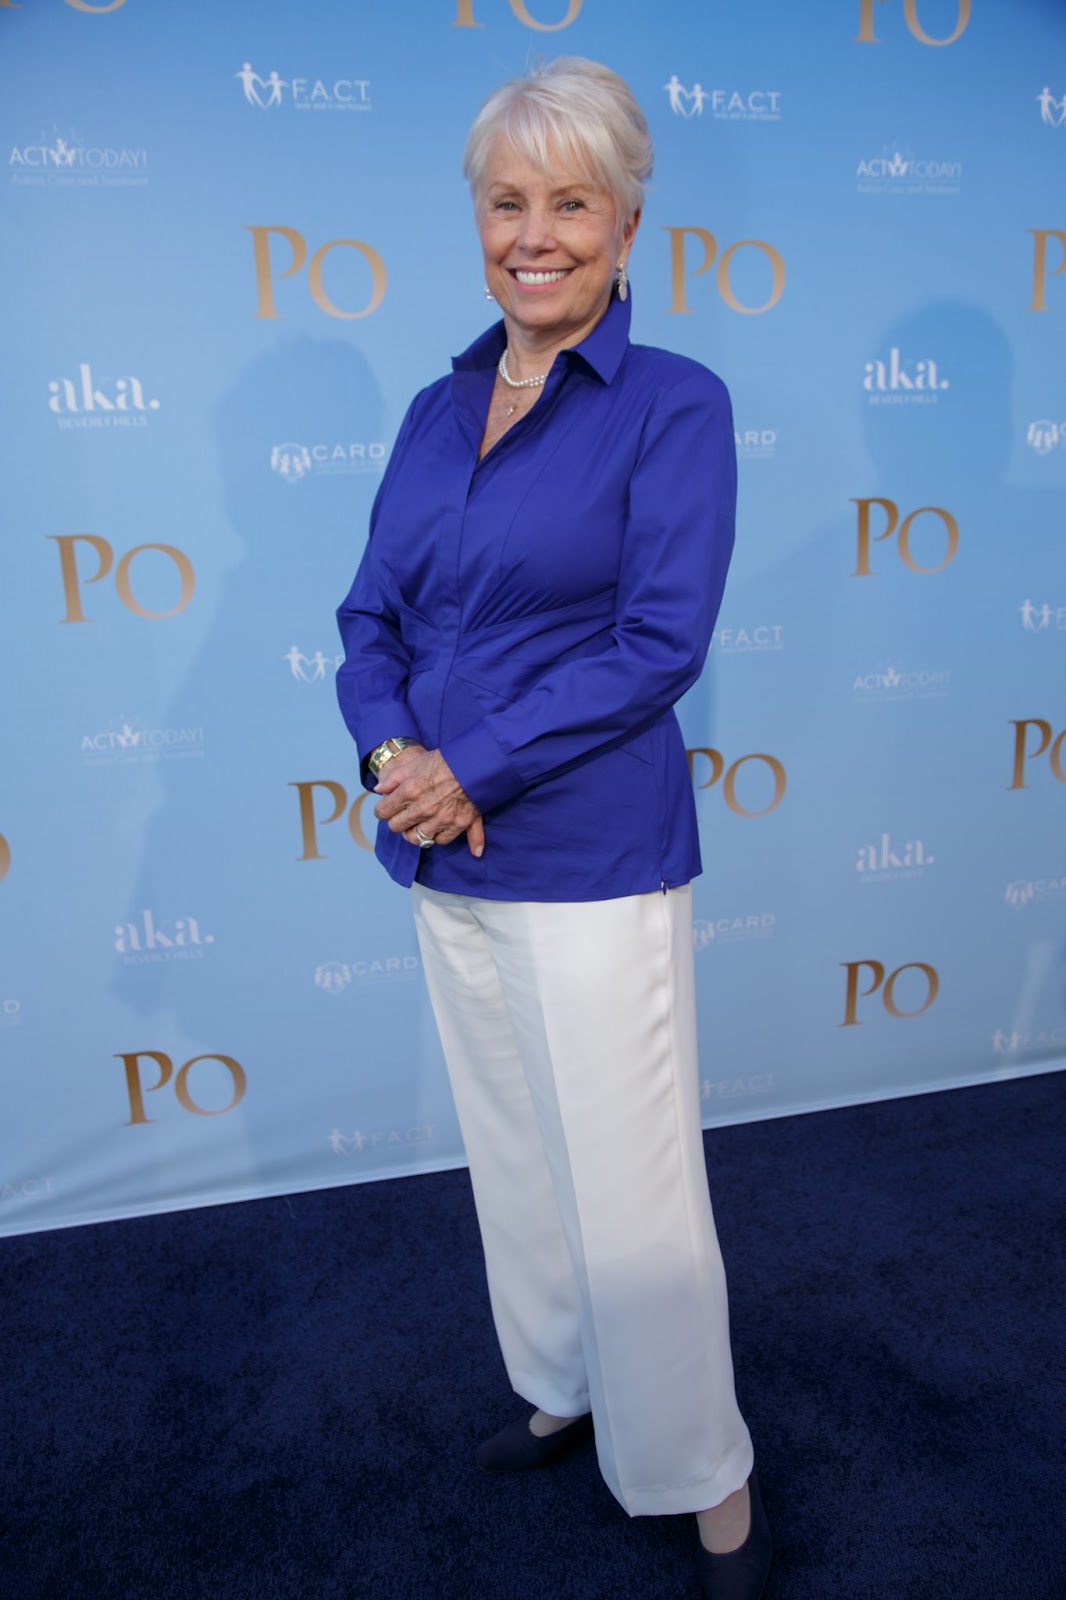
[{"x1": 478, "y1": 136, "x2": 639, "y2": 357}]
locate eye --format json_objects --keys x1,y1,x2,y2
[
  {"x1": 560, "y1": 199, "x2": 585, "y2": 212},
  {"x1": 493, "y1": 199, "x2": 519, "y2": 212}
]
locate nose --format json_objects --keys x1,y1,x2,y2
[{"x1": 516, "y1": 204, "x2": 558, "y2": 253}]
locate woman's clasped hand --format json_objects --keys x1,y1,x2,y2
[{"x1": 373, "y1": 745, "x2": 485, "y2": 856}]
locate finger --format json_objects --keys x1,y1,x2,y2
[
  {"x1": 373, "y1": 750, "x2": 427, "y2": 796},
  {"x1": 376, "y1": 790, "x2": 434, "y2": 824},
  {"x1": 374, "y1": 771, "x2": 420, "y2": 804},
  {"x1": 467, "y1": 816, "x2": 485, "y2": 857}
]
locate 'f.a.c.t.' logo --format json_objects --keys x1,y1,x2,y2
[{"x1": 235, "y1": 63, "x2": 371, "y2": 112}]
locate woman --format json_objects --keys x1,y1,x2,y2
[{"x1": 336, "y1": 58, "x2": 772, "y2": 1600}]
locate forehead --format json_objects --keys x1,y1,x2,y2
[{"x1": 482, "y1": 134, "x2": 600, "y2": 196}]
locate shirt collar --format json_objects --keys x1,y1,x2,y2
[{"x1": 451, "y1": 287, "x2": 632, "y2": 386}]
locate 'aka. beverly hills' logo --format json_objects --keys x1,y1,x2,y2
[
  {"x1": 115, "y1": 910, "x2": 216, "y2": 963},
  {"x1": 864, "y1": 348, "x2": 949, "y2": 403},
  {"x1": 49, "y1": 363, "x2": 160, "y2": 428},
  {"x1": 856, "y1": 833, "x2": 935, "y2": 882}
]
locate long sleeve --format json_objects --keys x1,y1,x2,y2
[
  {"x1": 440, "y1": 370, "x2": 736, "y2": 815},
  {"x1": 335, "y1": 401, "x2": 424, "y2": 785}
]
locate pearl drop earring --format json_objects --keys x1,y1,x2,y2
[
  {"x1": 616, "y1": 262, "x2": 629, "y2": 302},
  {"x1": 484, "y1": 282, "x2": 494, "y2": 300}
]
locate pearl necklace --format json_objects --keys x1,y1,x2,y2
[
  {"x1": 497, "y1": 348, "x2": 549, "y2": 418},
  {"x1": 498, "y1": 349, "x2": 548, "y2": 389}
]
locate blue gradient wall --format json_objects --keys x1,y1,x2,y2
[{"x1": 2, "y1": 0, "x2": 1064, "y2": 1236}]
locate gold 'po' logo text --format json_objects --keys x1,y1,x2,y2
[
  {"x1": 855, "y1": 0, "x2": 971, "y2": 45},
  {"x1": 452, "y1": 0, "x2": 582, "y2": 27},
  {"x1": 665, "y1": 229, "x2": 785, "y2": 316},
  {"x1": 1009, "y1": 719, "x2": 1066, "y2": 789},
  {"x1": 116, "y1": 1051, "x2": 247, "y2": 1126},
  {"x1": 1029, "y1": 230, "x2": 1066, "y2": 312},
  {"x1": 245, "y1": 226, "x2": 387, "y2": 320},
  {"x1": 0, "y1": 832, "x2": 10, "y2": 883},
  {"x1": 49, "y1": 535, "x2": 195, "y2": 622},
  {"x1": 851, "y1": 498, "x2": 959, "y2": 576},
  {"x1": 841, "y1": 960, "x2": 940, "y2": 1026},
  {"x1": 291, "y1": 780, "x2": 375, "y2": 858},
  {"x1": 687, "y1": 749, "x2": 787, "y2": 817}
]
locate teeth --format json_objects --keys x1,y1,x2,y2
[{"x1": 514, "y1": 269, "x2": 569, "y2": 285}]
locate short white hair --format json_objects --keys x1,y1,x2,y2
[{"x1": 463, "y1": 57, "x2": 652, "y2": 223}]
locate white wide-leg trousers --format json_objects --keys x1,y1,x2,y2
[{"x1": 411, "y1": 881, "x2": 754, "y2": 1517}]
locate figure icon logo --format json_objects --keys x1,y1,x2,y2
[
  {"x1": 1026, "y1": 420, "x2": 1063, "y2": 456},
  {"x1": 236, "y1": 63, "x2": 287, "y2": 109},
  {"x1": 1019, "y1": 600, "x2": 1053, "y2": 633},
  {"x1": 315, "y1": 962, "x2": 352, "y2": 994},
  {"x1": 283, "y1": 646, "x2": 334, "y2": 683},
  {"x1": 1037, "y1": 87, "x2": 1066, "y2": 127},
  {"x1": 270, "y1": 442, "x2": 312, "y2": 483},
  {"x1": 663, "y1": 76, "x2": 708, "y2": 118}
]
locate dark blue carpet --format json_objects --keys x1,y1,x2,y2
[{"x1": 2, "y1": 1071, "x2": 1062, "y2": 1599}]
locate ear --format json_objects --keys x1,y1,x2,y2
[{"x1": 620, "y1": 206, "x2": 642, "y2": 258}]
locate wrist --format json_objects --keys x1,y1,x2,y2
[{"x1": 367, "y1": 736, "x2": 421, "y2": 778}]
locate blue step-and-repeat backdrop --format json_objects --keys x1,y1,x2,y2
[{"x1": 2, "y1": 0, "x2": 1064, "y2": 1236}]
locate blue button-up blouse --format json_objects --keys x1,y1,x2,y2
[{"x1": 335, "y1": 291, "x2": 736, "y2": 902}]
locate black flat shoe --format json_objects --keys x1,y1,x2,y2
[
  {"x1": 694, "y1": 1468, "x2": 773, "y2": 1600},
  {"x1": 475, "y1": 1409, "x2": 594, "y2": 1473}
]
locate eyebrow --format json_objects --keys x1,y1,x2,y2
[{"x1": 486, "y1": 179, "x2": 597, "y2": 196}]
